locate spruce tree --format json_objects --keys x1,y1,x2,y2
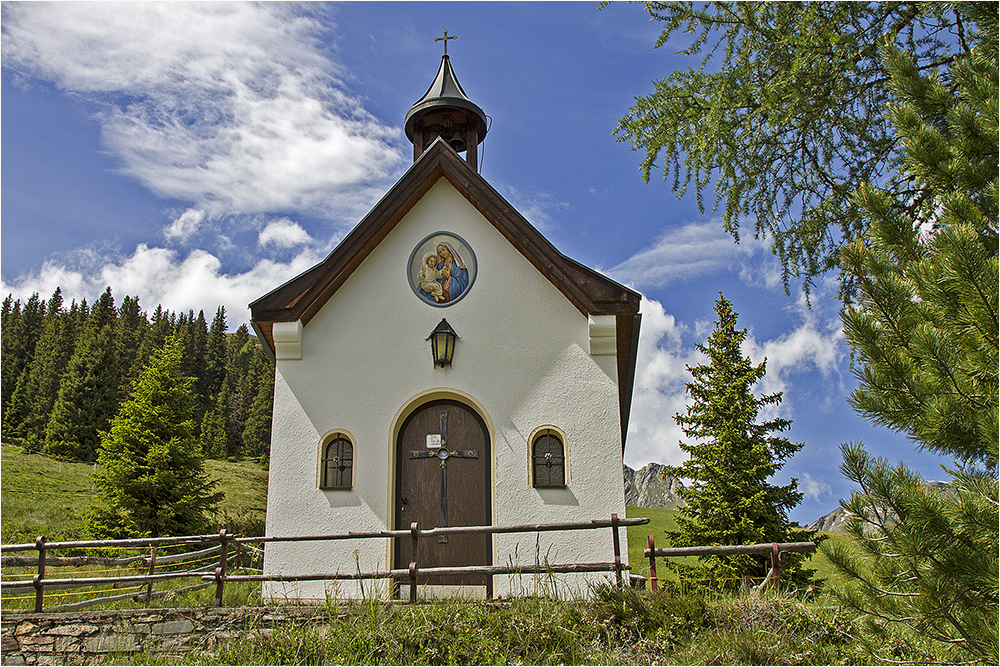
[
  {"x1": 199, "y1": 390, "x2": 230, "y2": 460},
  {"x1": 44, "y1": 289, "x2": 120, "y2": 460},
  {"x1": 204, "y1": 306, "x2": 228, "y2": 398},
  {"x1": 88, "y1": 336, "x2": 222, "y2": 538},
  {"x1": 222, "y1": 326, "x2": 254, "y2": 458},
  {"x1": 115, "y1": 295, "x2": 148, "y2": 398},
  {"x1": 242, "y1": 352, "x2": 275, "y2": 461},
  {"x1": 1, "y1": 292, "x2": 46, "y2": 424},
  {"x1": 827, "y1": 26, "x2": 998, "y2": 663},
  {"x1": 4, "y1": 289, "x2": 78, "y2": 447},
  {"x1": 667, "y1": 294, "x2": 811, "y2": 585}
]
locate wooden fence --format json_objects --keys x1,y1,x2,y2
[
  {"x1": 1, "y1": 515, "x2": 647, "y2": 611},
  {"x1": 0, "y1": 531, "x2": 254, "y2": 612},
  {"x1": 643, "y1": 535, "x2": 817, "y2": 593}
]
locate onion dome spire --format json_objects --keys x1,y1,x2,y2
[{"x1": 404, "y1": 31, "x2": 488, "y2": 171}]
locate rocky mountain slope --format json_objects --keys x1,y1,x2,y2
[
  {"x1": 808, "y1": 508, "x2": 851, "y2": 532},
  {"x1": 623, "y1": 463, "x2": 685, "y2": 509}
]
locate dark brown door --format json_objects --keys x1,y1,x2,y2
[{"x1": 394, "y1": 400, "x2": 491, "y2": 590}]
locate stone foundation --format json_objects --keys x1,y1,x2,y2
[{"x1": 1, "y1": 606, "x2": 331, "y2": 665}]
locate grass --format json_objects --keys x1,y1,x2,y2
[
  {"x1": 96, "y1": 586, "x2": 942, "y2": 666},
  {"x1": 1, "y1": 444, "x2": 98, "y2": 544},
  {"x1": 1, "y1": 443, "x2": 268, "y2": 544}
]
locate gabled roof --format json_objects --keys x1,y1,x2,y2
[{"x1": 250, "y1": 137, "x2": 641, "y2": 450}]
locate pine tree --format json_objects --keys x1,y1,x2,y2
[
  {"x1": 87, "y1": 336, "x2": 222, "y2": 538},
  {"x1": 115, "y1": 295, "x2": 148, "y2": 398},
  {"x1": 242, "y1": 352, "x2": 275, "y2": 461},
  {"x1": 615, "y1": 2, "x2": 989, "y2": 294},
  {"x1": 204, "y1": 306, "x2": 228, "y2": 398},
  {"x1": 44, "y1": 288, "x2": 120, "y2": 460},
  {"x1": 222, "y1": 326, "x2": 254, "y2": 459},
  {"x1": 667, "y1": 294, "x2": 811, "y2": 585},
  {"x1": 4, "y1": 289, "x2": 78, "y2": 447},
  {"x1": 1, "y1": 293, "x2": 46, "y2": 425},
  {"x1": 199, "y1": 390, "x2": 230, "y2": 460},
  {"x1": 827, "y1": 23, "x2": 998, "y2": 663}
]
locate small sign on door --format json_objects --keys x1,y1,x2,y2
[{"x1": 426, "y1": 434, "x2": 442, "y2": 449}]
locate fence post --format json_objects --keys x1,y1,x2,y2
[
  {"x1": 409, "y1": 522, "x2": 419, "y2": 604},
  {"x1": 647, "y1": 534, "x2": 658, "y2": 592},
  {"x1": 145, "y1": 545, "x2": 158, "y2": 604},
  {"x1": 33, "y1": 536, "x2": 46, "y2": 612},
  {"x1": 770, "y1": 543, "x2": 781, "y2": 594},
  {"x1": 611, "y1": 513, "x2": 622, "y2": 588},
  {"x1": 214, "y1": 529, "x2": 228, "y2": 607}
]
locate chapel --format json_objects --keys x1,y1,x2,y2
[{"x1": 250, "y1": 39, "x2": 641, "y2": 600}]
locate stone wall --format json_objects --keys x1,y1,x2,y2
[{"x1": 1, "y1": 606, "x2": 331, "y2": 665}]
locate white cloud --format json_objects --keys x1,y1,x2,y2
[
  {"x1": 258, "y1": 219, "x2": 313, "y2": 249},
  {"x1": 624, "y1": 298, "x2": 702, "y2": 469},
  {"x1": 2, "y1": 2, "x2": 407, "y2": 223},
  {"x1": 799, "y1": 473, "x2": 833, "y2": 502},
  {"x1": 163, "y1": 208, "x2": 207, "y2": 243},
  {"x1": 743, "y1": 290, "x2": 845, "y2": 404},
  {"x1": 610, "y1": 220, "x2": 767, "y2": 289},
  {"x1": 0, "y1": 244, "x2": 322, "y2": 329}
]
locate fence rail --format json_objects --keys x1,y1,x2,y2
[
  {"x1": 1, "y1": 515, "x2": 647, "y2": 611},
  {"x1": 643, "y1": 536, "x2": 817, "y2": 593}
]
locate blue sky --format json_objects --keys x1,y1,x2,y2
[{"x1": 1, "y1": 2, "x2": 951, "y2": 525}]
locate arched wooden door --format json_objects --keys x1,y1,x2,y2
[{"x1": 394, "y1": 399, "x2": 492, "y2": 592}]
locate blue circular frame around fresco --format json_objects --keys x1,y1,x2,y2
[{"x1": 407, "y1": 231, "x2": 478, "y2": 307}]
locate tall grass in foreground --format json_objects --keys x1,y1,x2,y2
[{"x1": 100, "y1": 585, "x2": 952, "y2": 666}]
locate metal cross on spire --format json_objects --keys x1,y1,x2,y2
[{"x1": 435, "y1": 30, "x2": 457, "y2": 55}]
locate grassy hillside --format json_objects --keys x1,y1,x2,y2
[{"x1": 0, "y1": 444, "x2": 268, "y2": 544}]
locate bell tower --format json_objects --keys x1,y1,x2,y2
[{"x1": 404, "y1": 31, "x2": 488, "y2": 171}]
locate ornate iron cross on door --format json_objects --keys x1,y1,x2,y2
[{"x1": 409, "y1": 409, "x2": 478, "y2": 543}]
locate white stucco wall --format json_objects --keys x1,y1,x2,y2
[{"x1": 262, "y1": 179, "x2": 627, "y2": 600}]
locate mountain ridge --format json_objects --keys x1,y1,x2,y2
[{"x1": 623, "y1": 462, "x2": 685, "y2": 509}]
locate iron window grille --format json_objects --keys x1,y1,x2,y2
[
  {"x1": 532, "y1": 430, "x2": 565, "y2": 488},
  {"x1": 321, "y1": 436, "x2": 353, "y2": 489}
]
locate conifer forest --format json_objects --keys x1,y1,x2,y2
[{"x1": 1, "y1": 287, "x2": 274, "y2": 464}]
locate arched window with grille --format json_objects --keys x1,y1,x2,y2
[
  {"x1": 320, "y1": 433, "x2": 354, "y2": 489},
  {"x1": 531, "y1": 428, "x2": 566, "y2": 488}
]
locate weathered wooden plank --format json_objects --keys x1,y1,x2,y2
[
  {"x1": 209, "y1": 561, "x2": 630, "y2": 584},
  {"x1": 644, "y1": 542, "x2": 816, "y2": 558},
  {"x1": 1, "y1": 533, "x2": 228, "y2": 553}
]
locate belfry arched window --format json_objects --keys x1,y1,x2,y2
[
  {"x1": 320, "y1": 434, "x2": 354, "y2": 490},
  {"x1": 532, "y1": 429, "x2": 566, "y2": 488}
]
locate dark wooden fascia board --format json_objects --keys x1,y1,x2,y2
[{"x1": 617, "y1": 312, "x2": 642, "y2": 453}]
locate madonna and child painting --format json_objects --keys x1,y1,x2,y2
[{"x1": 408, "y1": 233, "x2": 477, "y2": 306}]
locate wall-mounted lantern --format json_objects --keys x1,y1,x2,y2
[{"x1": 427, "y1": 318, "x2": 459, "y2": 367}]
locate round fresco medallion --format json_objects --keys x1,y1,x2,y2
[{"x1": 407, "y1": 232, "x2": 477, "y2": 307}]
